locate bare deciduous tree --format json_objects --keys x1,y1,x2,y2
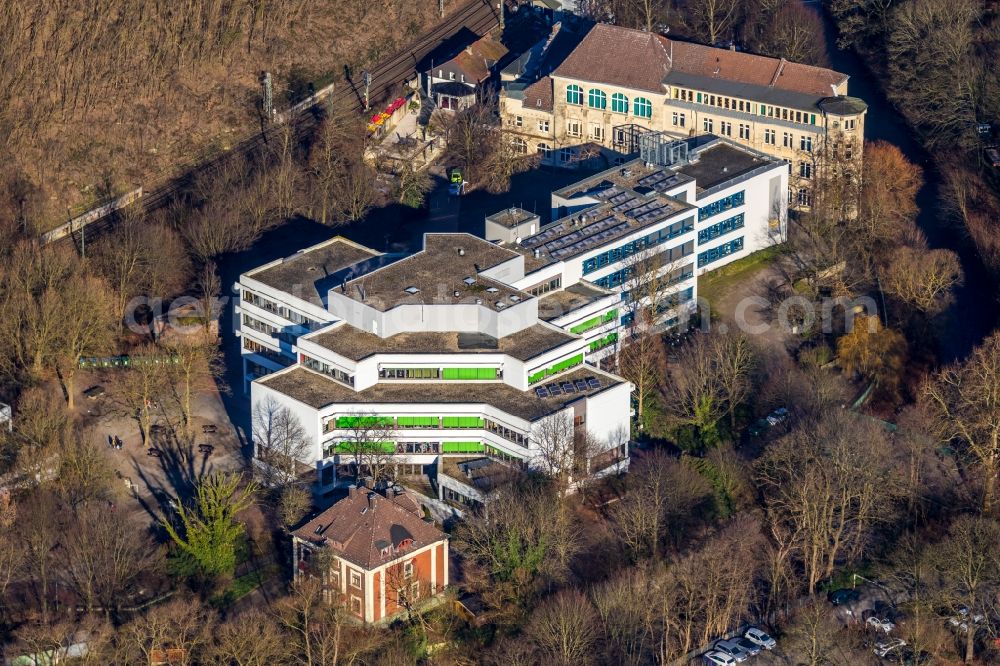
[
  {"x1": 923, "y1": 331, "x2": 1000, "y2": 513},
  {"x1": 252, "y1": 396, "x2": 311, "y2": 488},
  {"x1": 61, "y1": 502, "x2": 161, "y2": 615},
  {"x1": 113, "y1": 343, "x2": 171, "y2": 446},
  {"x1": 526, "y1": 589, "x2": 599, "y2": 666},
  {"x1": 757, "y1": 411, "x2": 898, "y2": 594},
  {"x1": 617, "y1": 311, "x2": 667, "y2": 430},
  {"x1": 882, "y1": 246, "x2": 963, "y2": 316}
]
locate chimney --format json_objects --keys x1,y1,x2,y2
[{"x1": 348, "y1": 484, "x2": 358, "y2": 498}]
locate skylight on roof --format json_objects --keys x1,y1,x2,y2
[
  {"x1": 404, "y1": 286, "x2": 420, "y2": 294},
  {"x1": 463, "y1": 277, "x2": 476, "y2": 285}
]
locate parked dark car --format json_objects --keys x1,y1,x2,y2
[{"x1": 827, "y1": 588, "x2": 861, "y2": 606}]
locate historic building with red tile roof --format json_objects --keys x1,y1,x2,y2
[{"x1": 292, "y1": 485, "x2": 449, "y2": 623}]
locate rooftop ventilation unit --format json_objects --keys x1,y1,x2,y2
[
  {"x1": 510, "y1": 295, "x2": 521, "y2": 303},
  {"x1": 404, "y1": 286, "x2": 420, "y2": 294},
  {"x1": 463, "y1": 277, "x2": 476, "y2": 285},
  {"x1": 486, "y1": 287, "x2": 499, "y2": 293}
]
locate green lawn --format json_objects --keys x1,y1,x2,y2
[
  {"x1": 210, "y1": 565, "x2": 281, "y2": 608},
  {"x1": 697, "y1": 246, "x2": 781, "y2": 310}
]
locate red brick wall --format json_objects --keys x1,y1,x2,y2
[
  {"x1": 372, "y1": 569, "x2": 382, "y2": 622},
  {"x1": 382, "y1": 546, "x2": 435, "y2": 619},
  {"x1": 436, "y1": 542, "x2": 447, "y2": 589}
]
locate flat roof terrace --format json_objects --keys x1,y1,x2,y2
[
  {"x1": 247, "y1": 237, "x2": 380, "y2": 303},
  {"x1": 257, "y1": 366, "x2": 622, "y2": 422},
  {"x1": 538, "y1": 283, "x2": 615, "y2": 321},
  {"x1": 486, "y1": 207, "x2": 538, "y2": 228},
  {"x1": 675, "y1": 143, "x2": 771, "y2": 192},
  {"x1": 343, "y1": 234, "x2": 529, "y2": 312},
  {"x1": 307, "y1": 322, "x2": 578, "y2": 362}
]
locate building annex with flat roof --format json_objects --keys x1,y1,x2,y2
[
  {"x1": 482, "y1": 133, "x2": 787, "y2": 356},
  {"x1": 238, "y1": 232, "x2": 632, "y2": 501}
]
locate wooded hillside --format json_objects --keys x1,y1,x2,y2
[{"x1": 0, "y1": 0, "x2": 449, "y2": 232}]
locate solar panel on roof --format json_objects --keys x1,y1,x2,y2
[
  {"x1": 561, "y1": 382, "x2": 576, "y2": 393},
  {"x1": 547, "y1": 384, "x2": 562, "y2": 395},
  {"x1": 574, "y1": 379, "x2": 588, "y2": 391},
  {"x1": 587, "y1": 377, "x2": 601, "y2": 389},
  {"x1": 535, "y1": 387, "x2": 549, "y2": 398}
]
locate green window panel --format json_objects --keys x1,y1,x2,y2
[
  {"x1": 570, "y1": 309, "x2": 619, "y2": 334},
  {"x1": 571, "y1": 315, "x2": 602, "y2": 334},
  {"x1": 442, "y1": 416, "x2": 485, "y2": 428},
  {"x1": 589, "y1": 332, "x2": 619, "y2": 352},
  {"x1": 396, "y1": 416, "x2": 439, "y2": 427},
  {"x1": 529, "y1": 353, "x2": 585, "y2": 383},
  {"x1": 335, "y1": 415, "x2": 394, "y2": 429},
  {"x1": 442, "y1": 367, "x2": 498, "y2": 380},
  {"x1": 334, "y1": 441, "x2": 395, "y2": 454},
  {"x1": 442, "y1": 441, "x2": 485, "y2": 453}
]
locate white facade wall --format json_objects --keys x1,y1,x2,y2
[{"x1": 692, "y1": 166, "x2": 788, "y2": 276}]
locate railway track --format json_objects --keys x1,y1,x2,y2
[{"x1": 54, "y1": 0, "x2": 499, "y2": 247}]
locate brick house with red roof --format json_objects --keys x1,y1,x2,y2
[
  {"x1": 292, "y1": 486, "x2": 448, "y2": 623},
  {"x1": 428, "y1": 33, "x2": 509, "y2": 111}
]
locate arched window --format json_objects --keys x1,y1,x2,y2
[
  {"x1": 537, "y1": 143, "x2": 551, "y2": 158},
  {"x1": 511, "y1": 137, "x2": 527, "y2": 154},
  {"x1": 588, "y1": 89, "x2": 606, "y2": 109},
  {"x1": 611, "y1": 93, "x2": 628, "y2": 114},
  {"x1": 633, "y1": 97, "x2": 652, "y2": 118},
  {"x1": 566, "y1": 84, "x2": 583, "y2": 105}
]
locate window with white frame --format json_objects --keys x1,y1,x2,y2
[
  {"x1": 559, "y1": 147, "x2": 574, "y2": 162},
  {"x1": 845, "y1": 119, "x2": 856, "y2": 130},
  {"x1": 782, "y1": 132, "x2": 793, "y2": 148},
  {"x1": 538, "y1": 119, "x2": 549, "y2": 132},
  {"x1": 738, "y1": 123, "x2": 750, "y2": 140},
  {"x1": 514, "y1": 115, "x2": 522, "y2": 128},
  {"x1": 797, "y1": 187, "x2": 812, "y2": 206},
  {"x1": 350, "y1": 595, "x2": 362, "y2": 615},
  {"x1": 590, "y1": 123, "x2": 604, "y2": 141},
  {"x1": 764, "y1": 128, "x2": 775, "y2": 145},
  {"x1": 566, "y1": 120, "x2": 581, "y2": 137},
  {"x1": 350, "y1": 570, "x2": 362, "y2": 588},
  {"x1": 800, "y1": 136, "x2": 813, "y2": 152},
  {"x1": 404, "y1": 560, "x2": 414, "y2": 578},
  {"x1": 672, "y1": 112, "x2": 685, "y2": 127},
  {"x1": 703, "y1": 118, "x2": 714, "y2": 133},
  {"x1": 720, "y1": 121, "x2": 732, "y2": 136},
  {"x1": 799, "y1": 161, "x2": 812, "y2": 179},
  {"x1": 537, "y1": 143, "x2": 550, "y2": 158},
  {"x1": 511, "y1": 137, "x2": 527, "y2": 154}
]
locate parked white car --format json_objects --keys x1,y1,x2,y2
[
  {"x1": 743, "y1": 627, "x2": 777, "y2": 650},
  {"x1": 702, "y1": 650, "x2": 737, "y2": 666},
  {"x1": 713, "y1": 639, "x2": 750, "y2": 663},
  {"x1": 873, "y1": 638, "x2": 907, "y2": 657},
  {"x1": 866, "y1": 615, "x2": 895, "y2": 633}
]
